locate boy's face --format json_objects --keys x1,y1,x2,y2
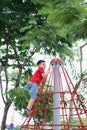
[{"x1": 38, "y1": 62, "x2": 46, "y2": 69}]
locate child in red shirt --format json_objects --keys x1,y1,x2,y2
[{"x1": 26, "y1": 60, "x2": 47, "y2": 115}]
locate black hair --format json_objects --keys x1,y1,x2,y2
[{"x1": 37, "y1": 60, "x2": 45, "y2": 65}]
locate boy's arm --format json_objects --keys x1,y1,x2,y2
[
  {"x1": 42, "y1": 73, "x2": 47, "y2": 79},
  {"x1": 41, "y1": 73, "x2": 47, "y2": 84}
]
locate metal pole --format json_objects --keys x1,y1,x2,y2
[{"x1": 50, "y1": 58, "x2": 61, "y2": 130}]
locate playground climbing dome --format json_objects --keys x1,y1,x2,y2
[{"x1": 20, "y1": 58, "x2": 87, "y2": 130}]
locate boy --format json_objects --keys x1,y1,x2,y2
[{"x1": 26, "y1": 60, "x2": 47, "y2": 115}]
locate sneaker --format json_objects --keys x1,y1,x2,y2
[{"x1": 24, "y1": 108, "x2": 32, "y2": 116}]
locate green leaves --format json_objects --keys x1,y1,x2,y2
[
  {"x1": 8, "y1": 88, "x2": 29, "y2": 111},
  {"x1": 20, "y1": 26, "x2": 30, "y2": 33},
  {"x1": 75, "y1": 19, "x2": 87, "y2": 39},
  {"x1": 19, "y1": 0, "x2": 87, "y2": 62},
  {"x1": 48, "y1": 6, "x2": 80, "y2": 25}
]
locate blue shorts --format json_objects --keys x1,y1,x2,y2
[{"x1": 27, "y1": 82, "x2": 38, "y2": 99}]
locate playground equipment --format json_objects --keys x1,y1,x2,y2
[{"x1": 20, "y1": 58, "x2": 87, "y2": 130}]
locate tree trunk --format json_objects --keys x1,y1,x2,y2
[
  {"x1": 1, "y1": 100, "x2": 12, "y2": 130},
  {"x1": 68, "y1": 76, "x2": 84, "y2": 127},
  {"x1": 69, "y1": 100, "x2": 73, "y2": 130}
]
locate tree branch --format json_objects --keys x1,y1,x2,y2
[
  {"x1": 74, "y1": 42, "x2": 87, "y2": 91},
  {"x1": 5, "y1": 42, "x2": 9, "y2": 100},
  {"x1": 15, "y1": 50, "x2": 36, "y2": 87},
  {"x1": 80, "y1": 42, "x2": 87, "y2": 76},
  {"x1": 0, "y1": 59, "x2": 6, "y2": 104},
  {"x1": 12, "y1": 43, "x2": 22, "y2": 87},
  {"x1": 14, "y1": 45, "x2": 36, "y2": 87},
  {"x1": 15, "y1": 67, "x2": 22, "y2": 87},
  {"x1": 0, "y1": 78, "x2": 6, "y2": 104},
  {"x1": 13, "y1": 43, "x2": 20, "y2": 66},
  {"x1": 75, "y1": 74, "x2": 84, "y2": 91},
  {"x1": 69, "y1": 43, "x2": 87, "y2": 123},
  {"x1": 22, "y1": 49, "x2": 36, "y2": 68}
]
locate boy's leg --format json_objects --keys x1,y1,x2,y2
[
  {"x1": 26, "y1": 82, "x2": 38, "y2": 113},
  {"x1": 27, "y1": 98, "x2": 36, "y2": 110}
]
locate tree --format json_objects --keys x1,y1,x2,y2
[
  {"x1": 0, "y1": 0, "x2": 42, "y2": 129},
  {"x1": 0, "y1": 1, "x2": 34, "y2": 129},
  {"x1": 0, "y1": 0, "x2": 73, "y2": 130},
  {"x1": 68, "y1": 43, "x2": 87, "y2": 125}
]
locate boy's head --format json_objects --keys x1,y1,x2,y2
[{"x1": 37, "y1": 60, "x2": 46, "y2": 69}]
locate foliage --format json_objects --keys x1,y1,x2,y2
[
  {"x1": 20, "y1": 0, "x2": 81, "y2": 58},
  {"x1": 71, "y1": 117, "x2": 87, "y2": 125},
  {"x1": 8, "y1": 87, "x2": 29, "y2": 111},
  {"x1": 0, "y1": 0, "x2": 42, "y2": 128},
  {"x1": 34, "y1": 91, "x2": 53, "y2": 124},
  {"x1": 33, "y1": 0, "x2": 87, "y2": 42},
  {"x1": 77, "y1": 74, "x2": 87, "y2": 109}
]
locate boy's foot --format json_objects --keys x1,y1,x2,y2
[{"x1": 24, "y1": 108, "x2": 32, "y2": 116}]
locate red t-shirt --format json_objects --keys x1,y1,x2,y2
[{"x1": 29, "y1": 67, "x2": 44, "y2": 85}]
